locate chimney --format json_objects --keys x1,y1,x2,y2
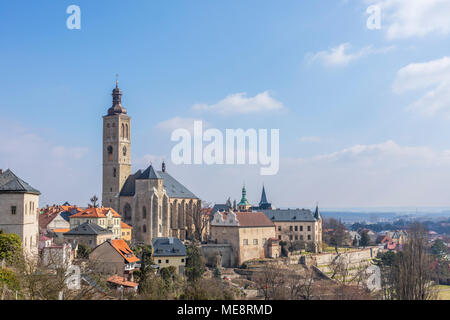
[{"x1": 162, "y1": 161, "x2": 166, "y2": 173}]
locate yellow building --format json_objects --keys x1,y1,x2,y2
[
  {"x1": 121, "y1": 221, "x2": 133, "y2": 241},
  {"x1": 69, "y1": 207, "x2": 122, "y2": 239},
  {"x1": 152, "y1": 237, "x2": 187, "y2": 275}
]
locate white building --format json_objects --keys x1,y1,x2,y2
[{"x1": 0, "y1": 169, "x2": 40, "y2": 258}]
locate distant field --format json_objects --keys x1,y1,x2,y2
[{"x1": 437, "y1": 285, "x2": 450, "y2": 300}]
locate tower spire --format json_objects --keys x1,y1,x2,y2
[{"x1": 107, "y1": 76, "x2": 127, "y2": 116}]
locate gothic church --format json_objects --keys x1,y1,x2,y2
[{"x1": 101, "y1": 81, "x2": 201, "y2": 244}]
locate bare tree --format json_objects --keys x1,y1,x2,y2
[
  {"x1": 381, "y1": 222, "x2": 438, "y2": 300},
  {"x1": 90, "y1": 195, "x2": 99, "y2": 208}
]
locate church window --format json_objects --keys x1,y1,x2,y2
[
  {"x1": 125, "y1": 124, "x2": 129, "y2": 139},
  {"x1": 113, "y1": 168, "x2": 116, "y2": 177},
  {"x1": 143, "y1": 225, "x2": 147, "y2": 233},
  {"x1": 11, "y1": 206, "x2": 16, "y2": 215},
  {"x1": 142, "y1": 206, "x2": 147, "y2": 219},
  {"x1": 121, "y1": 123, "x2": 125, "y2": 138},
  {"x1": 123, "y1": 146, "x2": 127, "y2": 156},
  {"x1": 108, "y1": 146, "x2": 113, "y2": 161}
]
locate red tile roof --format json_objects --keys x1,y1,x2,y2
[
  {"x1": 71, "y1": 207, "x2": 121, "y2": 219},
  {"x1": 107, "y1": 275, "x2": 138, "y2": 288},
  {"x1": 110, "y1": 240, "x2": 139, "y2": 263},
  {"x1": 235, "y1": 212, "x2": 274, "y2": 228}
]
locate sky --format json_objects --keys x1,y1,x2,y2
[{"x1": 2, "y1": 0, "x2": 450, "y2": 208}]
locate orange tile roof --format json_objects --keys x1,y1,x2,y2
[
  {"x1": 121, "y1": 222, "x2": 132, "y2": 229},
  {"x1": 53, "y1": 228, "x2": 70, "y2": 233},
  {"x1": 110, "y1": 240, "x2": 139, "y2": 264},
  {"x1": 71, "y1": 207, "x2": 121, "y2": 219},
  {"x1": 107, "y1": 275, "x2": 138, "y2": 288}
]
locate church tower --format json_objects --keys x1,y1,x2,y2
[{"x1": 102, "y1": 79, "x2": 131, "y2": 211}]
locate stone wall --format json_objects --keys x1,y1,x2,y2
[
  {"x1": 300, "y1": 247, "x2": 380, "y2": 268},
  {"x1": 201, "y1": 244, "x2": 235, "y2": 268}
]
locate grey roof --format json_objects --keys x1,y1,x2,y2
[
  {"x1": 119, "y1": 170, "x2": 142, "y2": 196},
  {"x1": 212, "y1": 204, "x2": 231, "y2": 214},
  {"x1": 157, "y1": 171, "x2": 198, "y2": 199},
  {"x1": 261, "y1": 209, "x2": 318, "y2": 222},
  {"x1": 152, "y1": 237, "x2": 186, "y2": 257},
  {"x1": 64, "y1": 222, "x2": 113, "y2": 236},
  {"x1": 0, "y1": 169, "x2": 40, "y2": 195},
  {"x1": 138, "y1": 165, "x2": 161, "y2": 180},
  {"x1": 120, "y1": 169, "x2": 197, "y2": 199}
]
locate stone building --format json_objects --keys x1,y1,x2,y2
[
  {"x1": 100, "y1": 82, "x2": 200, "y2": 244},
  {"x1": 209, "y1": 210, "x2": 277, "y2": 266},
  {"x1": 0, "y1": 169, "x2": 40, "y2": 257},
  {"x1": 89, "y1": 239, "x2": 139, "y2": 280},
  {"x1": 261, "y1": 205, "x2": 322, "y2": 252}
]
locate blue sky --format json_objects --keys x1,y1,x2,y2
[{"x1": 3, "y1": 0, "x2": 450, "y2": 208}]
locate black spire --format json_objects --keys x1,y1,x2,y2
[
  {"x1": 314, "y1": 203, "x2": 321, "y2": 220},
  {"x1": 258, "y1": 185, "x2": 272, "y2": 210}
]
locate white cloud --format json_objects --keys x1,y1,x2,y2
[
  {"x1": 393, "y1": 56, "x2": 450, "y2": 116},
  {"x1": 192, "y1": 91, "x2": 284, "y2": 115},
  {"x1": 156, "y1": 117, "x2": 209, "y2": 133},
  {"x1": 369, "y1": 0, "x2": 450, "y2": 39},
  {"x1": 277, "y1": 140, "x2": 450, "y2": 206},
  {"x1": 307, "y1": 43, "x2": 394, "y2": 66},
  {"x1": 298, "y1": 136, "x2": 322, "y2": 143}
]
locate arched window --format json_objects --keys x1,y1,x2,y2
[
  {"x1": 121, "y1": 123, "x2": 125, "y2": 138},
  {"x1": 108, "y1": 146, "x2": 113, "y2": 161},
  {"x1": 123, "y1": 146, "x2": 127, "y2": 156},
  {"x1": 142, "y1": 206, "x2": 147, "y2": 219},
  {"x1": 125, "y1": 124, "x2": 129, "y2": 139},
  {"x1": 143, "y1": 224, "x2": 147, "y2": 233}
]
